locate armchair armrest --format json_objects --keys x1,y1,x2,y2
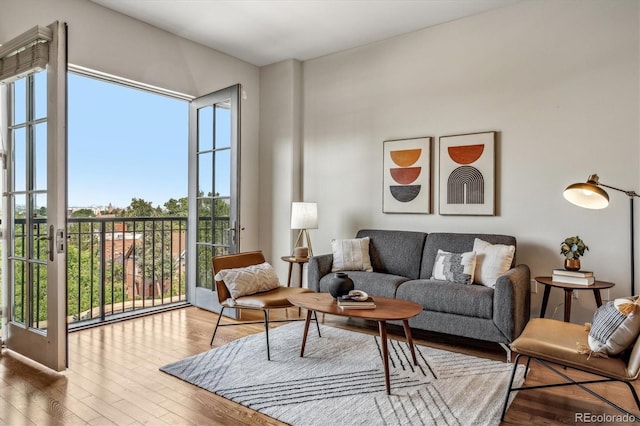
[
  {"x1": 493, "y1": 264, "x2": 531, "y2": 342},
  {"x1": 307, "y1": 253, "x2": 333, "y2": 292}
]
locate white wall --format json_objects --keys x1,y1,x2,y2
[
  {"x1": 1, "y1": 0, "x2": 261, "y2": 250},
  {"x1": 300, "y1": 0, "x2": 639, "y2": 323}
]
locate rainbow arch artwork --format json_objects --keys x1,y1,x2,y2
[
  {"x1": 383, "y1": 137, "x2": 432, "y2": 214},
  {"x1": 439, "y1": 132, "x2": 495, "y2": 216}
]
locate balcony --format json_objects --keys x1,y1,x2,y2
[{"x1": 9, "y1": 216, "x2": 194, "y2": 330}]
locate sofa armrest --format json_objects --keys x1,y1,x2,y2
[
  {"x1": 493, "y1": 264, "x2": 531, "y2": 342},
  {"x1": 308, "y1": 254, "x2": 334, "y2": 292}
]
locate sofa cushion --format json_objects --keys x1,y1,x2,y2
[
  {"x1": 431, "y1": 249, "x2": 476, "y2": 285},
  {"x1": 396, "y1": 279, "x2": 494, "y2": 319},
  {"x1": 356, "y1": 229, "x2": 427, "y2": 279},
  {"x1": 472, "y1": 238, "x2": 515, "y2": 288},
  {"x1": 319, "y1": 270, "x2": 409, "y2": 299},
  {"x1": 331, "y1": 237, "x2": 373, "y2": 272},
  {"x1": 420, "y1": 233, "x2": 516, "y2": 279}
]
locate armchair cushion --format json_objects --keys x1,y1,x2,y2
[{"x1": 214, "y1": 261, "x2": 280, "y2": 299}]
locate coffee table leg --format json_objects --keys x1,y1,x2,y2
[
  {"x1": 402, "y1": 319, "x2": 418, "y2": 365},
  {"x1": 300, "y1": 309, "x2": 313, "y2": 357},
  {"x1": 378, "y1": 321, "x2": 391, "y2": 395}
]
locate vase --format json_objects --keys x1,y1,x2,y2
[
  {"x1": 564, "y1": 258, "x2": 581, "y2": 271},
  {"x1": 327, "y1": 272, "x2": 354, "y2": 299}
]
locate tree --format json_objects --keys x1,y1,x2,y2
[
  {"x1": 71, "y1": 208, "x2": 95, "y2": 218},
  {"x1": 123, "y1": 198, "x2": 158, "y2": 217},
  {"x1": 164, "y1": 197, "x2": 188, "y2": 216}
]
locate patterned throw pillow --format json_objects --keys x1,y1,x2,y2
[
  {"x1": 331, "y1": 237, "x2": 374, "y2": 272},
  {"x1": 587, "y1": 297, "x2": 640, "y2": 357},
  {"x1": 472, "y1": 238, "x2": 515, "y2": 288},
  {"x1": 214, "y1": 262, "x2": 281, "y2": 299},
  {"x1": 431, "y1": 249, "x2": 476, "y2": 285}
]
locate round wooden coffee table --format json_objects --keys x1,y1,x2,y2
[{"x1": 288, "y1": 292, "x2": 422, "y2": 395}]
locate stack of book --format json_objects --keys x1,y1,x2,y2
[
  {"x1": 337, "y1": 295, "x2": 376, "y2": 309},
  {"x1": 552, "y1": 269, "x2": 595, "y2": 285}
]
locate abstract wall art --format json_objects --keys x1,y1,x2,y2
[
  {"x1": 439, "y1": 131, "x2": 495, "y2": 216},
  {"x1": 383, "y1": 137, "x2": 432, "y2": 214}
]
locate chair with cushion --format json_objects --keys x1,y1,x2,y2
[
  {"x1": 501, "y1": 317, "x2": 640, "y2": 420},
  {"x1": 210, "y1": 250, "x2": 319, "y2": 360}
]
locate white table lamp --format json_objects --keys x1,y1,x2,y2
[{"x1": 291, "y1": 202, "x2": 318, "y2": 257}]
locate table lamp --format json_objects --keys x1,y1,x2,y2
[
  {"x1": 291, "y1": 202, "x2": 318, "y2": 257},
  {"x1": 563, "y1": 174, "x2": 639, "y2": 294}
]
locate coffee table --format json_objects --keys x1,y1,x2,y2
[{"x1": 288, "y1": 292, "x2": 422, "y2": 395}]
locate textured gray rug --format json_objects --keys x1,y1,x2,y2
[{"x1": 160, "y1": 322, "x2": 524, "y2": 425}]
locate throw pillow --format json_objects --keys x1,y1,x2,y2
[
  {"x1": 472, "y1": 238, "x2": 515, "y2": 288},
  {"x1": 431, "y1": 249, "x2": 476, "y2": 285},
  {"x1": 587, "y1": 297, "x2": 640, "y2": 357},
  {"x1": 214, "y1": 262, "x2": 281, "y2": 299},
  {"x1": 331, "y1": 237, "x2": 374, "y2": 272}
]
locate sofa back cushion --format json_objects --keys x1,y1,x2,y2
[
  {"x1": 356, "y1": 229, "x2": 427, "y2": 279},
  {"x1": 420, "y1": 233, "x2": 516, "y2": 279}
]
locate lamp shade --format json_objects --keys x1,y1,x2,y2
[
  {"x1": 563, "y1": 175, "x2": 609, "y2": 209},
  {"x1": 291, "y1": 202, "x2": 318, "y2": 229}
]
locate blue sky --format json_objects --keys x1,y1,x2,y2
[{"x1": 68, "y1": 74, "x2": 189, "y2": 209}]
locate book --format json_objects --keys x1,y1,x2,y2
[
  {"x1": 552, "y1": 274, "x2": 595, "y2": 285},
  {"x1": 552, "y1": 269, "x2": 594, "y2": 278},
  {"x1": 337, "y1": 296, "x2": 376, "y2": 309}
]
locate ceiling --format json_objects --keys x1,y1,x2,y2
[{"x1": 90, "y1": 0, "x2": 521, "y2": 67}]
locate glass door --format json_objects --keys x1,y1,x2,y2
[
  {"x1": 187, "y1": 85, "x2": 240, "y2": 313},
  {"x1": 1, "y1": 22, "x2": 68, "y2": 371}
]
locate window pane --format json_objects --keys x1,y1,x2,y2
[
  {"x1": 214, "y1": 149, "x2": 230, "y2": 197},
  {"x1": 13, "y1": 79, "x2": 26, "y2": 125},
  {"x1": 12, "y1": 260, "x2": 26, "y2": 324},
  {"x1": 196, "y1": 244, "x2": 213, "y2": 290},
  {"x1": 198, "y1": 151, "x2": 212, "y2": 196},
  {"x1": 196, "y1": 198, "x2": 212, "y2": 243},
  {"x1": 34, "y1": 70, "x2": 47, "y2": 120},
  {"x1": 198, "y1": 106, "x2": 213, "y2": 151},
  {"x1": 34, "y1": 122, "x2": 47, "y2": 191},
  {"x1": 32, "y1": 262, "x2": 47, "y2": 331},
  {"x1": 12, "y1": 195, "x2": 26, "y2": 257},
  {"x1": 214, "y1": 103, "x2": 231, "y2": 149},
  {"x1": 13, "y1": 127, "x2": 26, "y2": 192}
]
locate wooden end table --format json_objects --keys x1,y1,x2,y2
[
  {"x1": 281, "y1": 256, "x2": 309, "y2": 287},
  {"x1": 535, "y1": 276, "x2": 615, "y2": 322},
  {"x1": 288, "y1": 292, "x2": 422, "y2": 395}
]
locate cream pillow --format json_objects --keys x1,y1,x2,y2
[
  {"x1": 431, "y1": 249, "x2": 476, "y2": 285},
  {"x1": 331, "y1": 237, "x2": 373, "y2": 272},
  {"x1": 472, "y1": 238, "x2": 515, "y2": 288},
  {"x1": 214, "y1": 262, "x2": 280, "y2": 299}
]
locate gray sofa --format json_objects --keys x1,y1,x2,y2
[{"x1": 308, "y1": 229, "x2": 531, "y2": 358}]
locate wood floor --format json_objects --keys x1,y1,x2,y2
[{"x1": 1, "y1": 306, "x2": 639, "y2": 425}]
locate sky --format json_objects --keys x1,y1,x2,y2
[{"x1": 68, "y1": 73, "x2": 189, "y2": 209}]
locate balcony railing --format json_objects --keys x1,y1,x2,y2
[{"x1": 65, "y1": 216, "x2": 189, "y2": 328}]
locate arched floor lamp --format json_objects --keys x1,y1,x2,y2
[{"x1": 563, "y1": 174, "x2": 639, "y2": 295}]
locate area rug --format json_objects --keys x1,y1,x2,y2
[{"x1": 160, "y1": 322, "x2": 524, "y2": 425}]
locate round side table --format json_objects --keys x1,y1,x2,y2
[
  {"x1": 535, "y1": 276, "x2": 615, "y2": 322},
  {"x1": 281, "y1": 256, "x2": 309, "y2": 287}
]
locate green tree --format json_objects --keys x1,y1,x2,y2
[
  {"x1": 70, "y1": 208, "x2": 95, "y2": 218},
  {"x1": 164, "y1": 197, "x2": 188, "y2": 216}
]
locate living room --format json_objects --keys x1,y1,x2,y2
[{"x1": 2, "y1": 0, "x2": 639, "y2": 424}]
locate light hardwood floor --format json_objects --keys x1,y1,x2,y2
[{"x1": 1, "y1": 306, "x2": 638, "y2": 425}]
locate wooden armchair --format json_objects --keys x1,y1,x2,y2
[
  {"x1": 210, "y1": 251, "x2": 319, "y2": 360},
  {"x1": 501, "y1": 318, "x2": 640, "y2": 420}
]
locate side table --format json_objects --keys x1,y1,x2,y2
[
  {"x1": 281, "y1": 256, "x2": 309, "y2": 287},
  {"x1": 535, "y1": 276, "x2": 615, "y2": 322}
]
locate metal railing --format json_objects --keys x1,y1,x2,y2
[{"x1": 65, "y1": 217, "x2": 188, "y2": 328}]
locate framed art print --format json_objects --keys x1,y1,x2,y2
[
  {"x1": 383, "y1": 137, "x2": 432, "y2": 214},
  {"x1": 439, "y1": 131, "x2": 495, "y2": 216}
]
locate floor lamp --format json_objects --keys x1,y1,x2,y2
[
  {"x1": 563, "y1": 174, "x2": 639, "y2": 295},
  {"x1": 291, "y1": 202, "x2": 318, "y2": 258}
]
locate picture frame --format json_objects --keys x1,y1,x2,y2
[
  {"x1": 439, "y1": 131, "x2": 495, "y2": 216},
  {"x1": 383, "y1": 137, "x2": 432, "y2": 214}
]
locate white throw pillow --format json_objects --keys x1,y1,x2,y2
[
  {"x1": 472, "y1": 238, "x2": 515, "y2": 288},
  {"x1": 214, "y1": 262, "x2": 281, "y2": 299},
  {"x1": 331, "y1": 237, "x2": 373, "y2": 272},
  {"x1": 431, "y1": 249, "x2": 476, "y2": 285},
  {"x1": 588, "y1": 297, "x2": 640, "y2": 357}
]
